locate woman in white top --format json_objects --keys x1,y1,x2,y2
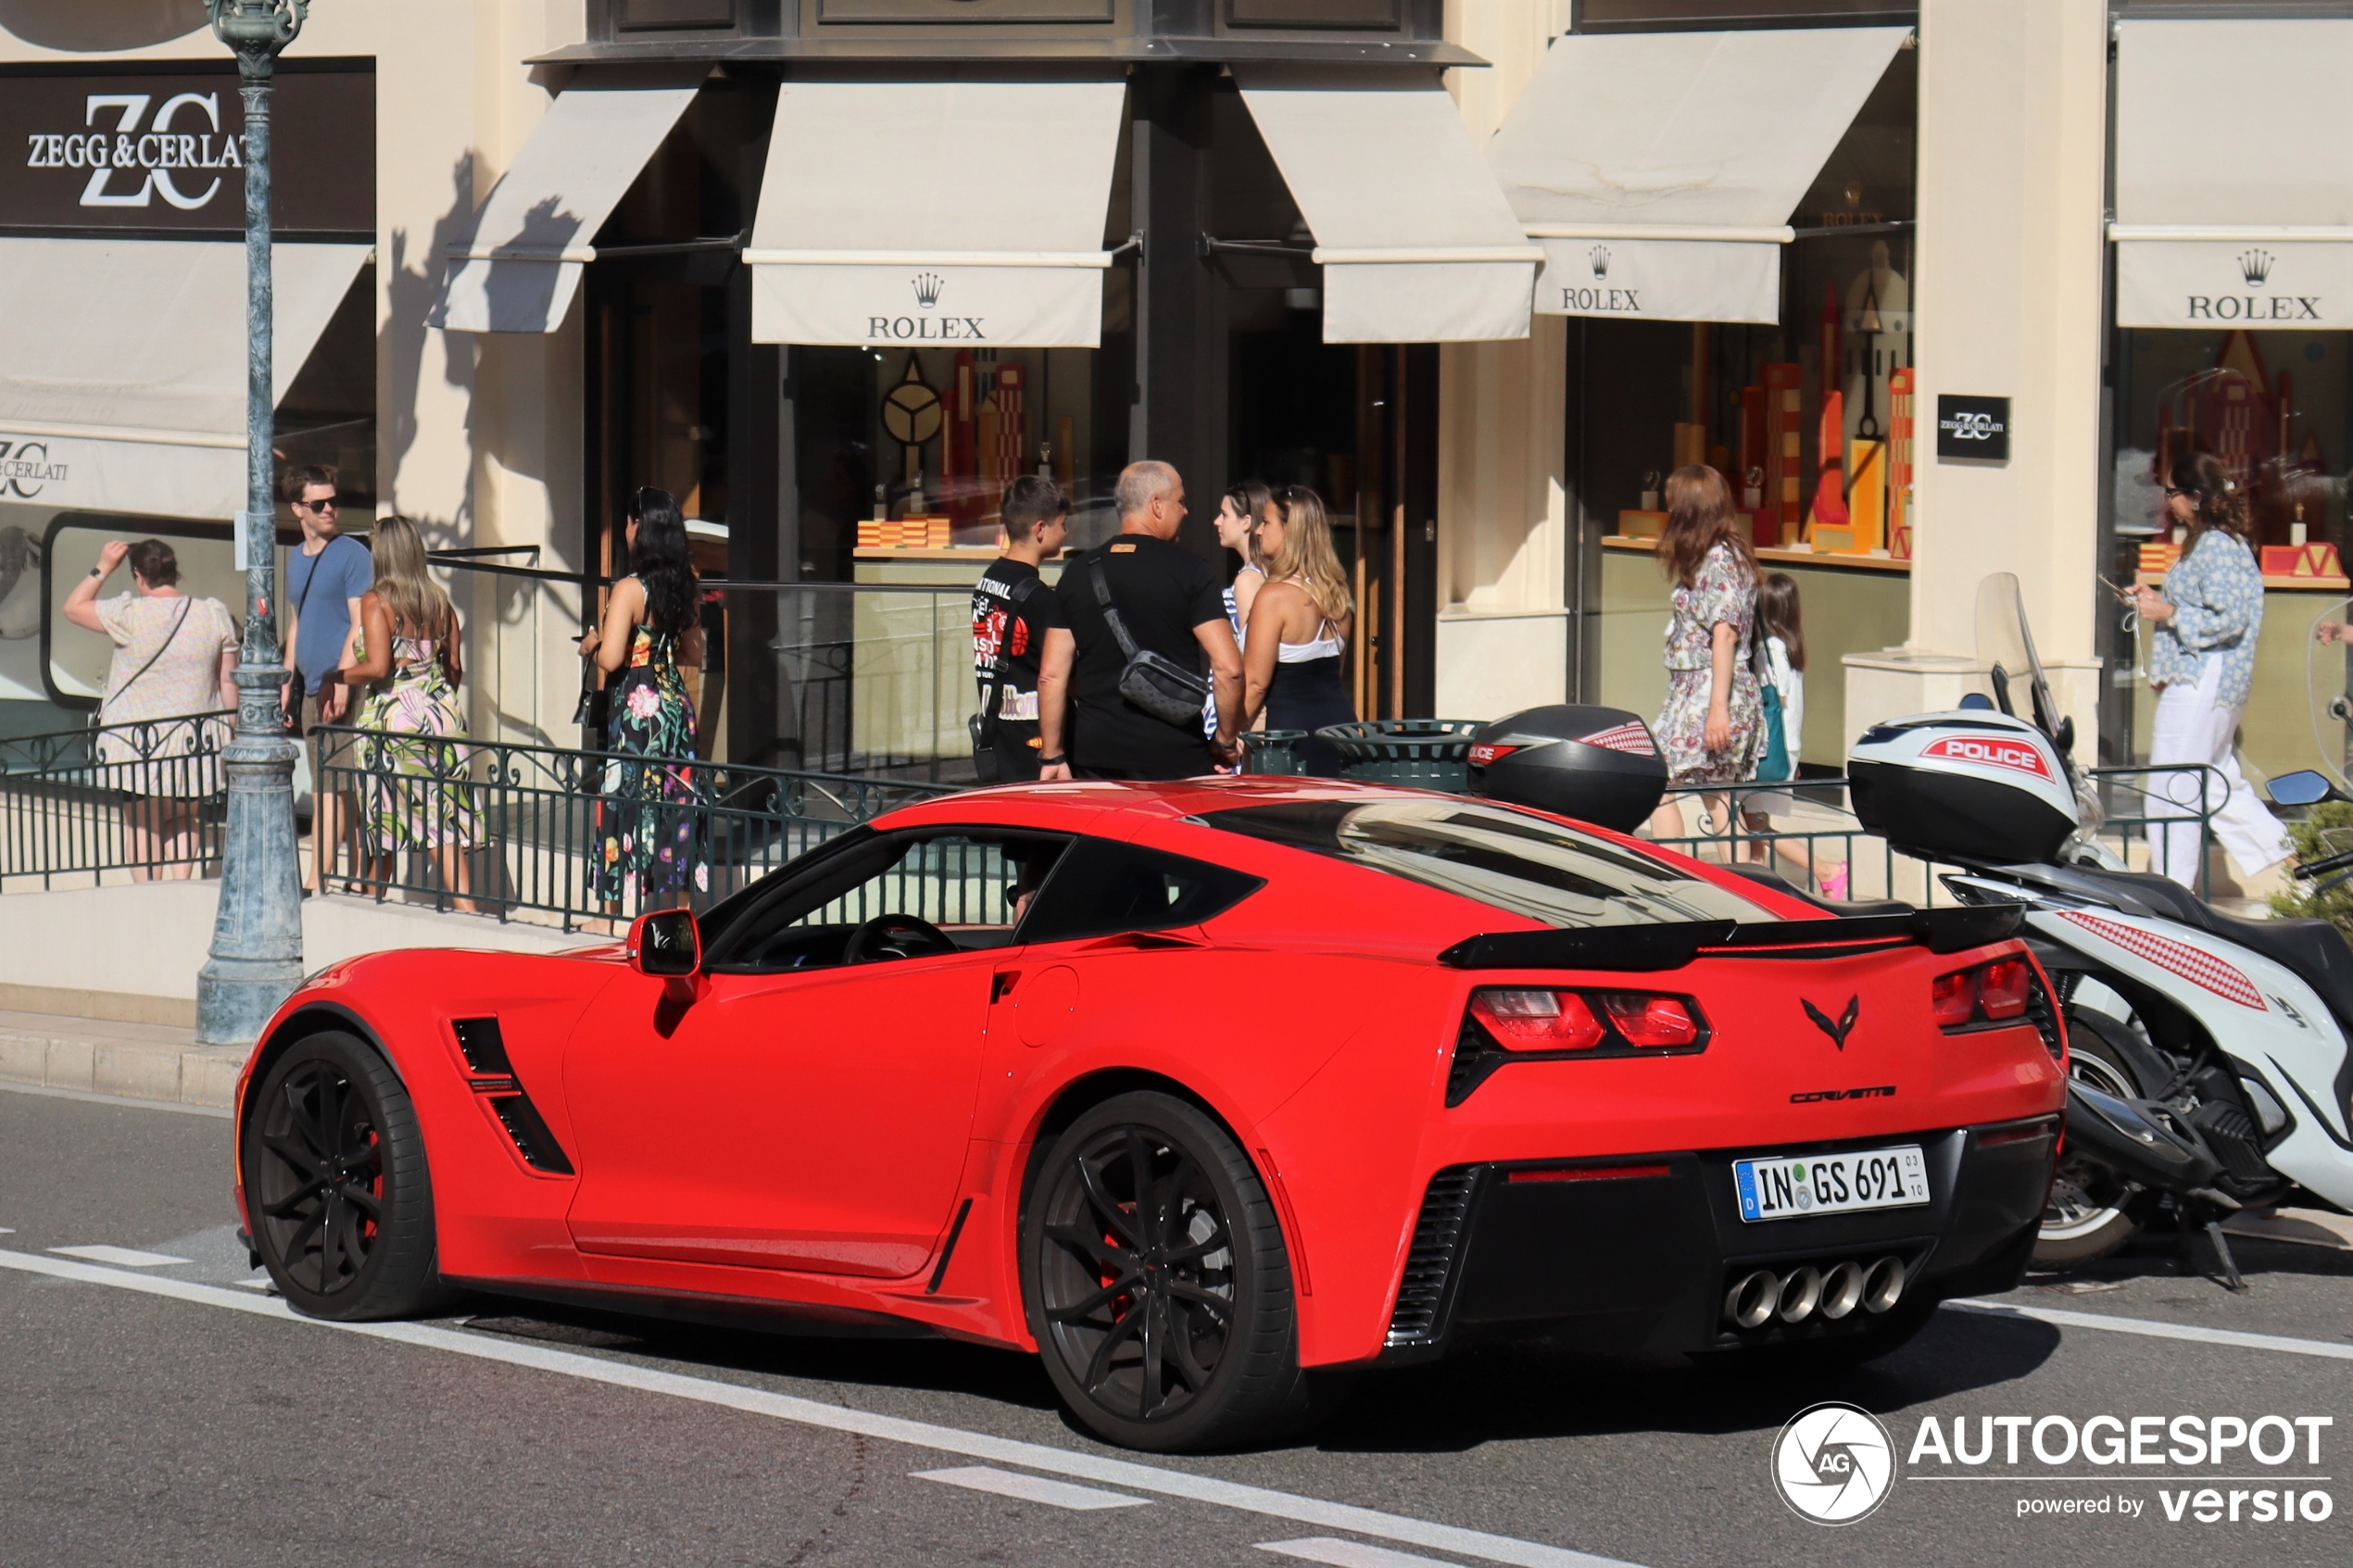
[
  {"x1": 1739, "y1": 571, "x2": 1849, "y2": 898},
  {"x1": 1205, "y1": 482, "x2": 1272, "y2": 755},
  {"x1": 1239, "y1": 485, "x2": 1356, "y2": 775}
]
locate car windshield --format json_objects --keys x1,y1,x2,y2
[{"x1": 1200, "y1": 800, "x2": 1780, "y2": 929}]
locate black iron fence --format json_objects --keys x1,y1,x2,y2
[
  {"x1": 0, "y1": 711, "x2": 235, "y2": 886},
  {"x1": 309, "y1": 725, "x2": 951, "y2": 928}
]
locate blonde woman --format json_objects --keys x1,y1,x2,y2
[
  {"x1": 326, "y1": 515, "x2": 480, "y2": 911},
  {"x1": 1239, "y1": 484, "x2": 1356, "y2": 775}
]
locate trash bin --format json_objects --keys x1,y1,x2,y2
[
  {"x1": 1240, "y1": 729, "x2": 1310, "y2": 775},
  {"x1": 1317, "y1": 719, "x2": 1484, "y2": 792}
]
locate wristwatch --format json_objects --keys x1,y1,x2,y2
[
  {"x1": 1038, "y1": 752, "x2": 1068, "y2": 767},
  {"x1": 87, "y1": 566, "x2": 104, "y2": 578}
]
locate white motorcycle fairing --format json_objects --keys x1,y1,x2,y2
[{"x1": 2032, "y1": 907, "x2": 2353, "y2": 1210}]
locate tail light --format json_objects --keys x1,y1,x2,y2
[
  {"x1": 1931, "y1": 971, "x2": 1977, "y2": 1027},
  {"x1": 1934, "y1": 955, "x2": 2052, "y2": 1050},
  {"x1": 1980, "y1": 959, "x2": 2031, "y2": 1020},
  {"x1": 1597, "y1": 993, "x2": 1700, "y2": 1047},
  {"x1": 1470, "y1": 988, "x2": 1603, "y2": 1051}
]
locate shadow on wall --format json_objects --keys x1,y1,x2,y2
[
  {"x1": 0, "y1": 0, "x2": 208, "y2": 50},
  {"x1": 382, "y1": 156, "x2": 482, "y2": 528}
]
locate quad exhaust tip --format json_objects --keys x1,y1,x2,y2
[{"x1": 1723, "y1": 1255, "x2": 1905, "y2": 1328}]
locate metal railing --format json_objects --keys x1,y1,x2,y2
[
  {"x1": 1646, "y1": 763, "x2": 2225, "y2": 904},
  {"x1": 0, "y1": 712, "x2": 234, "y2": 887},
  {"x1": 309, "y1": 724, "x2": 952, "y2": 929}
]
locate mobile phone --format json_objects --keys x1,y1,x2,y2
[{"x1": 2098, "y1": 574, "x2": 2134, "y2": 598}]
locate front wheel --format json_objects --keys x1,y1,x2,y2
[
  {"x1": 242, "y1": 1029, "x2": 448, "y2": 1321},
  {"x1": 1021, "y1": 1092, "x2": 1308, "y2": 1452},
  {"x1": 2034, "y1": 1010, "x2": 2153, "y2": 1268}
]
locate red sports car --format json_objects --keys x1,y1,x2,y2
[{"x1": 233, "y1": 778, "x2": 2065, "y2": 1451}]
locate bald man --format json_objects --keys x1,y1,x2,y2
[{"x1": 1038, "y1": 460, "x2": 1242, "y2": 780}]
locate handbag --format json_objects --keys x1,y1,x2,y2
[
  {"x1": 1088, "y1": 557, "x2": 1210, "y2": 729},
  {"x1": 1752, "y1": 633, "x2": 1792, "y2": 784},
  {"x1": 968, "y1": 574, "x2": 1041, "y2": 785}
]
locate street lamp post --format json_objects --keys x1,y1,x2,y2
[{"x1": 195, "y1": 0, "x2": 309, "y2": 1046}]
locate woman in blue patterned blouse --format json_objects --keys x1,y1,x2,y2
[{"x1": 2122, "y1": 453, "x2": 2290, "y2": 888}]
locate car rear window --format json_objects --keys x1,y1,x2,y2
[{"x1": 1199, "y1": 800, "x2": 1779, "y2": 929}]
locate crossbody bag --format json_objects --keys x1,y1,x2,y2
[
  {"x1": 968, "y1": 574, "x2": 1043, "y2": 784},
  {"x1": 1088, "y1": 557, "x2": 1211, "y2": 729}
]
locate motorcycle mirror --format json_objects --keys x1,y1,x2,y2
[
  {"x1": 2268, "y1": 770, "x2": 2342, "y2": 808},
  {"x1": 2054, "y1": 714, "x2": 2075, "y2": 758}
]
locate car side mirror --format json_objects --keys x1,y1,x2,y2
[
  {"x1": 2268, "y1": 770, "x2": 2340, "y2": 808},
  {"x1": 629, "y1": 909, "x2": 702, "y2": 1001}
]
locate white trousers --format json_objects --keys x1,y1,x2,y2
[{"x1": 2145, "y1": 656, "x2": 2292, "y2": 887}]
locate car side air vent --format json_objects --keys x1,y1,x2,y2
[
  {"x1": 1445, "y1": 1013, "x2": 1500, "y2": 1107},
  {"x1": 451, "y1": 1017, "x2": 514, "y2": 1076},
  {"x1": 487, "y1": 1094, "x2": 574, "y2": 1176},
  {"x1": 1384, "y1": 1166, "x2": 1479, "y2": 1348}
]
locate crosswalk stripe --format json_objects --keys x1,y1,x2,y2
[
  {"x1": 48, "y1": 1245, "x2": 190, "y2": 1268},
  {"x1": 1263, "y1": 1537, "x2": 1467, "y2": 1568},
  {"x1": 913, "y1": 1466, "x2": 1148, "y2": 1511}
]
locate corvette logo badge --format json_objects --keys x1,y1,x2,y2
[{"x1": 1804, "y1": 996, "x2": 1861, "y2": 1050}]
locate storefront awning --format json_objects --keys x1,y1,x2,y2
[
  {"x1": 0, "y1": 238, "x2": 371, "y2": 519},
  {"x1": 1234, "y1": 68, "x2": 1538, "y2": 343},
  {"x1": 435, "y1": 71, "x2": 705, "y2": 334},
  {"x1": 1487, "y1": 27, "x2": 1909, "y2": 324},
  {"x1": 745, "y1": 79, "x2": 1128, "y2": 349},
  {"x1": 2113, "y1": 19, "x2": 2353, "y2": 330}
]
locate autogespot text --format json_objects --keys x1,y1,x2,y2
[{"x1": 1906, "y1": 1413, "x2": 2334, "y2": 1524}]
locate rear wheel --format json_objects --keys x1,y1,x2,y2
[
  {"x1": 1021, "y1": 1092, "x2": 1308, "y2": 1452},
  {"x1": 2034, "y1": 1010, "x2": 2153, "y2": 1268},
  {"x1": 242, "y1": 1030, "x2": 447, "y2": 1321}
]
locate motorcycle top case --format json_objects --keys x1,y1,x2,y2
[
  {"x1": 1847, "y1": 710, "x2": 2078, "y2": 864},
  {"x1": 1465, "y1": 705, "x2": 1667, "y2": 832}
]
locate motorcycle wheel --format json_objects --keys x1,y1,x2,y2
[{"x1": 2033, "y1": 1009, "x2": 2153, "y2": 1267}]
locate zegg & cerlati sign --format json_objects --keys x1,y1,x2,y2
[
  {"x1": 0, "y1": 67, "x2": 374, "y2": 232},
  {"x1": 1935, "y1": 395, "x2": 2010, "y2": 462}
]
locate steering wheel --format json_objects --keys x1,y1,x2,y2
[{"x1": 843, "y1": 913, "x2": 958, "y2": 965}]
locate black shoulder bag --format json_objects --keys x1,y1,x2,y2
[
  {"x1": 1088, "y1": 557, "x2": 1211, "y2": 729},
  {"x1": 968, "y1": 574, "x2": 1041, "y2": 784}
]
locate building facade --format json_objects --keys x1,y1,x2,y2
[{"x1": 1, "y1": 0, "x2": 2342, "y2": 790}]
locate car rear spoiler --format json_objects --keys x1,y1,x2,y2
[{"x1": 1436, "y1": 905, "x2": 2022, "y2": 972}]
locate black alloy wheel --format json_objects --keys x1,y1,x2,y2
[
  {"x1": 1022, "y1": 1092, "x2": 1309, "y2": 1452},
  {"x1": 2033, "y1": 1009, "x2": 2152, "y2": 1268},
  {"x1": 243, "y1": 1029, "x2": 447, "y2": 1321}
]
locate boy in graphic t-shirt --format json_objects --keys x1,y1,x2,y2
[{"x1": 970, "y1": 475, "x2": 1072, "y2": 783}]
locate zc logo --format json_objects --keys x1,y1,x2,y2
[
  {"x1": 1920, "y1": 734, "x2": 2054, "y2": 781},
  {"x1": 0, "y1": 439, "x2": 67, "y2": 500},
  {"x1": 21, "y1": 93, "x2": 241, "y2": 210}
]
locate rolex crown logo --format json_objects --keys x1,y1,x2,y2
[
  {"x1": 1589, "y1": 245, "x2": 1611, "y2": 279},
  {"x1": 2240, "y1": 248, "x2": 2273, "y2": 288},
  {"x1": 912, "y1": 271, "x2": 945, "y2": 308}
]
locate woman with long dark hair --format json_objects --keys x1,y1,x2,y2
[
  {"x1": 2124, "y1": 452, "x2": 2289, "y2": 887},
  {"x1": 582, "y1": 487, "x2": 706, "y2": 909},
  {"x1": 1646, "y1": 465, "x2": 1761, "y2": 843}
]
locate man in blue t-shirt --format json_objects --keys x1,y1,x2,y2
[{"x1": 279, "y1": 464, "x2": 371, "y2": 892}]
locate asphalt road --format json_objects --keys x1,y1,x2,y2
[{"x1": 3, "y1": 1082, "x2": 2348, "y2": 1568}]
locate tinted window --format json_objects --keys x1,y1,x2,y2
[
  {"x1": 1016, "y1": 838, "x2": 1264, "y2": 945},
  {"x1": 1201, "y1": 800, "x2": 1777, "y2": 929},
  {"x1": 705, "y1": 829, "x2": 1070, "y2": 972}
]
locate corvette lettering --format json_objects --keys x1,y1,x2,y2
[
  {"x1": 1920, "y1": 734, "x2": 2054, "y2": 780},
  {"x1": 1791, "y1": 1085, "x2": 1895, "y2": 1103}
]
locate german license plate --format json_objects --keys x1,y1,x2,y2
[{"x1": 1733, "y1": 1146, "x2": 1929, "y2": 1223}]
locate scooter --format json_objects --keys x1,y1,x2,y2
[{"x1": 1833, "y1": 575, "x2": 2353, "y2": 1288}]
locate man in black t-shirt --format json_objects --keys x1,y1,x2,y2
[
  {"x1": 1038, "y1": 461, "x2": 1241, "y2": 781},
  {"x1": 971, "y1": 476, "x2": 1072, "y2": 783}
]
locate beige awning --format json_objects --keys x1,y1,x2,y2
[
  {"x1": 0, "y1": 237, "x2": 371, "y2": 519},
  {"x1": 1487, "y1": 27, "x2": 1908, "y2": 323},
  {"x1": 1234, "y1": 66, "x2": 1538, "y2": 343},
  {"x1": 2112, "y1": 19, "x2": 2353, "y2": 329},
  {"x1": 745, "y1": 78, "x2": 1128, "y2": 348},
  {"x1": 435, "y1": 71, "x2": 705, "y2": 333}
]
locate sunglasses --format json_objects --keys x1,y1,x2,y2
[
  {"x1": 2163, "y1": 486, "x2": 2189, "y2": 498},
  {"x1": 296, "y1": 495, "x2": 339, "y2": 511}
]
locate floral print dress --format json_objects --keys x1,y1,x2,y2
[
  {"x1": 353, "y1": 626, "x2": 480, "y2": 851},
  {"x1": 1655, "y1": 541, "x2": 1763, "y2": 785},
  {"x1": 590, "y1": 614, "x2": 703, "y2": 907}
]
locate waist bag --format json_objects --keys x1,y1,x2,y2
[{"x1": 1090, "y1": 557, "x2": 1209, "y2": 729}]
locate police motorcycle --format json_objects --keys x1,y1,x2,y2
[{"x1": 1825, "y1": 573, "x2": 2353, "y2": 1286}]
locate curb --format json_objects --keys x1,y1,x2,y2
[{"x1": 0, "y1": 1010, "x2": 245, "y2": 1110}]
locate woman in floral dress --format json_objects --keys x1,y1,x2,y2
[
  {"x1": 583, "y1": 489, "x2": 705, "y2": 911},
  {"x1": 328, "y1": 515, "x2": 480, "y2": 911},
  {"x1": 1646, "y1": 465, "x2": 1762, "y2": 845}
]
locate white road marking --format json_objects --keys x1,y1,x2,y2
[
  {"x1": 48, "y1": 1245, "x2": 190, "y2": 1268},
  {"x1": 914, "y1": 1465, "x2": 1149, "y2": 1511},
  {"x1": 0, "y1": 1081, "x2": 230, "y2": 1118},
  {"x1": 0, "y1": 1249, "x2": 1641, "y2": 1568},
  {"x1": 1263, "y1": 1538, "x2": 1469, "y2": 1568},
  {"x1": 232, "y1": 1277, "x2": 273, "y2": 1291},
  {"x1": 1947, "y1": 1299, "x2": 2353, "y2": 1361}
]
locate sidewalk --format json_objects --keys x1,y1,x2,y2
[{"x1": 0, "y1": 1009, "x2": 242, "y2": 1110}]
